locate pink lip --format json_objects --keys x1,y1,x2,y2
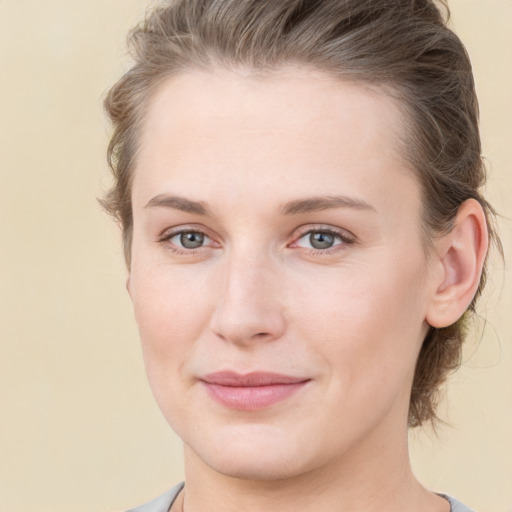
[{"x1": 200, "y1": 371, "x2": 310, "y2": 411}]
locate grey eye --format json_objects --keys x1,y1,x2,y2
[
  {"x1": 309, "y1": 232, "x2": 336, "y2": 249},
  {"x1": 179, "y1": 231, "x2": 205, "y2": 249}
]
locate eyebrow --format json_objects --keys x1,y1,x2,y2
[
  {"x1": 144, "y1": 194, "x2": 209, "y2": 215},
  {"x1": 144, "y1": 193, "x2": 375, "y2": 216},
  {"x1": 281, "y1": 195, "x2": 376, "y2": 215}
]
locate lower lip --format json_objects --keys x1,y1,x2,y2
[{"x1": 202, "y1": 381, "x2": 309, "y2": 411}]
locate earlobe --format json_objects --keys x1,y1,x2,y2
[{"x1": 425, "y1": 199, "x2": 488, "y2": 328}]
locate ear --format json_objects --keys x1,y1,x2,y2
[
  {"x1": 126, "y1": 274, "x2": 132, "y2": 299},
  {"x1": 425, "y1": 199, "x2": 489, "y2": 328}
]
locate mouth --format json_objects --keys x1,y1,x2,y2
[{"x1": 200, "y1": 371, "x2": 311, "y2": 411}]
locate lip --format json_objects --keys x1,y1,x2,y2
[{"x1": 200, "y1": 371, "x2": 310, "y2": 411}]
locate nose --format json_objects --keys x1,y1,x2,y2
[{"x1": 209, "y1": 253, "x2": 287, "y2": 345}]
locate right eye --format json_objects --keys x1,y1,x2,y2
[
  {"x1": 171, "y1": 231, "x2": 208, "y2": 249},
  {"x1": 159, "y1": 228, "x2": 217, "y2": 254}
]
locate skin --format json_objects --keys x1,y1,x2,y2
[{"x1": 127, "y1": 67, "x2": 487, "y2": 512}]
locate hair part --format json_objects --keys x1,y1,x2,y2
[{"x1": 102, "y1": 0, "x2": 500, "y2": 427}]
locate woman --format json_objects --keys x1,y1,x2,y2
[{"x1": 102, "y1": 1, "x2": 499, "y2": 511}]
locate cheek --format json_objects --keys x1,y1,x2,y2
[
  {"x1": 128, "y1": 265, "x2": 218, "y2": 429},
  {"x1": 293, "y1": 256, "x2": 428, "y2": 390},
  {"x1": 130, "y1": 265, "x2": 212, "y2": 373}
]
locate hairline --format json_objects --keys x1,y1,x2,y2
[{"x1": 122, "y1": 62, "x2": 444, "y2": 267}]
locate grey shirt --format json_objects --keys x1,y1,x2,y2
[{"x1": 127, "y1": 482, "x2": 475, "y2": 512}]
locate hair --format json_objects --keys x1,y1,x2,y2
[{"x1": 102, "y1": 0, "x2": 500, "y2": 427}]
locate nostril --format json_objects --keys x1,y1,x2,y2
[
  {"x1": 253, "y1": 332, "x2": 271, "y2": 339},
  {"x1": 213, "y1": 329, "x2": 272, "y2": 344}
]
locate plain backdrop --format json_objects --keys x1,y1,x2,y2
[{"x1": 0, "y1": 1, "x2": 511, "y2": 511}]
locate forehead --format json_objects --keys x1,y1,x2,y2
[
  {"x1": 134, "y1": 67, "x2": 418, "y2": 215},
  {"x1": 139, "y1": 67, "x2": 406, "y2": 156}
]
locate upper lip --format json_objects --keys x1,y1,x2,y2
[{"x1": 201, "y1": 371, "x2": 310, "y2": 387}]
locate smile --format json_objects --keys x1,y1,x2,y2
[{"x1": 200, "y1": 371, "x2": 311, "y2": 411}]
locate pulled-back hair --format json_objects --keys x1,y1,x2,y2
[{"x1": 102, "y1": 0, "x2": 499, "y2": 427}]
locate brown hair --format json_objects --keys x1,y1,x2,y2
[{"x1": 102, "y1": 0, "x2": 500, "y2": 427}]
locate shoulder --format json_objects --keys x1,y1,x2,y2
[
  {"x1": 439, "y1": 494, "x2": 475, "y2": 512},
  {"x1": 126, "y1": 482, "x2": 184, "y2": 512}
]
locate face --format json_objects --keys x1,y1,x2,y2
[{"x1": 129, "y1": 68, "x2": 434, "y2": 481}]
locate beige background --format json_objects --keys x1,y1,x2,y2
[{"x1": 0, "y1": 1, "x2": 510, "y2": 511}]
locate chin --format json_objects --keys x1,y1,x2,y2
[{"x1": 185, "y1": 423, "x2": 315, "y2": 481}]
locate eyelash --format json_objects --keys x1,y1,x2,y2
[
  {"x1": 290, "y1": 226, "x2": 355, "y2": 255},
  {"x1": 157, "y1": 225, "x2": 356, "y2": 256},
  {"x1": 157, "y1": 226, "x2": 216, "y2": 255}
]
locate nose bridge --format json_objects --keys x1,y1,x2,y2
[{"x1": 210, "y1": 247, "x2": 286, "y2": 344}]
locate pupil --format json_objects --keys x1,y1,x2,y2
[
  {"x1": 310, "y1": 232, "x2": 334, "y2": 249},
  {"x1": 180, "y1": 232, "x2": 204, "y2": 249}
]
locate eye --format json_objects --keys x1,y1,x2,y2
[
  {"x1": 159, "y1": 228, "x2": 215, "y2": 252},
  {"x1": 172, "y1": 231, "x2": 207, "y2": 249},
  {"x1": 293, "y1": 228, "x2": 352, "y2": 251},
  {"x1": 306, "y1": 231, "x2": 337, "y2": 249}
]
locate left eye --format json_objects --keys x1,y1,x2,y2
[
  {"x1": 170, "y1": 231, "x2": 210, "y2": 249},
  {"x1": 295, "y1": 230, "x2": 344, "y2": 250}
]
